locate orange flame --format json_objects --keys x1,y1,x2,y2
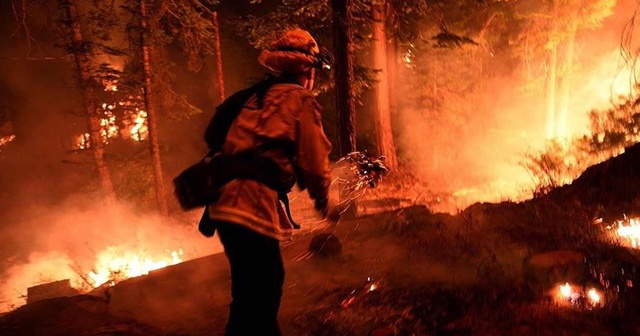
[
  {"x1": 87, "y1": 246, "x2": 183, "y2": 287},
  {"x1": 74, "y1": 82, "x2": 148, "y2": 149},
  {"x1": 555, "y1": 282, "x2": 602, "y2": 308},
  {"x1": 606, "y1": 216, "x2": 640, "y2": 249},
  {"x1": 0, "y1": 134, "x2": 16, "y2": 147}
]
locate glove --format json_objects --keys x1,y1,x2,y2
[{"x1": 198, "y1": 207, "x2": 217, "y2": 238}]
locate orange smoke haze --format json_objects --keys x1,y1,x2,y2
[{"x1": 397, "y1": 0, "x2": 639, "y2": 210}]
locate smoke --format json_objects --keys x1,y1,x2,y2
[
  {"x1": 0, "y1": 198, "x2": 219, "y2": 312},
  {"x1": 395, "y1": 0, "x2": 639, "y2": 209}
]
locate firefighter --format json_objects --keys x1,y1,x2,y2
[{"x1": 204, "y1": 28, "x2": 339, "y2": 336}]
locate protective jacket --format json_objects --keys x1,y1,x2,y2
[{"x1": 206, "y1": 82, "x2": 332, "y2": 241}]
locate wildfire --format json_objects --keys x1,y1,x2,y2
[
  {"x1": 127, "y1": 109, "x2": 148, "y2": 142},
  {"x1": 87, "y1": 246, "x2": 183, "y2": 288},
  {"x1": 556, "y1": 282, "x2": 602, "y2": 308},
  {"x1": 340, "y1": 276, "x2": 380, "y2": 308},
  {"x1": 0, "y1": 134, "x2": 16, "y2": 147},
  {"x1": 74, "y1": 82, "x2": 148, "y2": 149},
  {"x1": 606, "y1": 216, "x2": 640, "y2": 248}
]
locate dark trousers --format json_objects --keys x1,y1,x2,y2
[{"x1": 217, "y1": 222, "x2": 285, "y2": 336}]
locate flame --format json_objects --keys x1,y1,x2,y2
[
  {"x1": 587, "y1": 288, "x2": 601, "y2": 305},
  {"x1": 609, "y1": 216, "x2": 640, "y2": 249},
  {"x1": 128, "y1": 109, "x2": 148, "y2": 141},
  {"x1": 616, "y1": 217, "x2": 640, "y2": 248},
  {"x1": 76, "y1": 133, "x2": 91, "y2": 150},
  {"x1": 403, "y1": 47, "x2": 414, "y2": 69},
  {"x1": 0, "y1": 134, "x2": 16, "y2": 147},
  {"x1": 555, "y1": 282, "x2": 602, "y2": 308},
  {"x1": 100, "y1": 110, "x2": 119, "y2": 142},
  {"x1": 74, "y1": 82, "x2": 148, "y2": 149},
  {"x1": 559, "y1": 282, "x2": 572, "y2": 298},
  {"x1": 87, "y1": 246, "x2": 183, "y2": 287}
]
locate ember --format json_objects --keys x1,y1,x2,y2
[
  {"x1": 555, "y1": 282, "x2": 602, "y2": 309},
  {"x1": 0, "y1": 134, "x2": 15, "y2": 147}
]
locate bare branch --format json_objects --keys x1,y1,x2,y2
[{"x1": 9, "y1": 0, "x2": 36, "y2": 55}]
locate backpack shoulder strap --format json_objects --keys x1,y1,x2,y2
[{"x1": 203, "y1": 75, "x2": 302, "y2": 153}]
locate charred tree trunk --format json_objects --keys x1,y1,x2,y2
[
  {"x1": 331, "y1": 0, "x2": 357, "y2": 156},
  {"x1": 371, "y1": 1, "x2": 398, "y2": 170},
  {"x1": 140, "y1": 0, "x2": 169, "y2": 216},
  {"x1": 545, "y1": 3, "x2": 559, "y2": 139},
  {"x1": 212, "y1": 11, "x2": 225, "y2": 102},
  {"x1": 62, "y1": 0, "x2": 116, "y2": 204}
]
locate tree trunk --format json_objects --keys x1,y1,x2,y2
[
  {"x1": 557, "y1": 21, "x2": 577, "y2": 138},
  {"x1": 386, "y1": 0, "x2": 398, "y2": 127},
  {"x1": 63, "y1": 0, "x2": 117, "y2": 204},
  {"x1": 140, "y1": 0, "x2": 169, "y2": 216},
  {"x1": 212, "y1": 11, "x2": 225, "y2": 102},
  {"x1": 371, "y1": 1, "x2": 398, "y2": 170},
  {"x1": 331, "y1": 0, "x2": 357, "y2": 156},
  {"x1": 544, "y1": 4, "x2": 559, "y2": 139},
  {"x1": 386, "y1": 34, "x2": 398, "y2": 122}
]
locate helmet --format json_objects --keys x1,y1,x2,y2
[{"x1": 258, "y1": 28, "x2": 334, "y2": 75}]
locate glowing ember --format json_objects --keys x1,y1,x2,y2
[
  {"x1": 402, "y1": 44, "x2": 415, "y2": 69},
  {"x1": 587, "y1": 288, "x2": 601, "y2": 305},
  {"x1": 87, "y1": 247, "x2": 183, "y2": 287},
  {"x1": 560, "y1": 282, "x2": 572, "y2": 298},
  {"x1": 0, "y1": 134, "x2": 16, "y2": 147},
  {"x1": 76, "y1": 133, "x2": 91, "y2": 150},
  {"x1": 555, "y1": 282, "x2": 602, "y2": 308}
]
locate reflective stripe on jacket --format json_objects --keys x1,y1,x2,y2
[{"x1": 207, "y1": 82, "x2": 332, "y2": 241}]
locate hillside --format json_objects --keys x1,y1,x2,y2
[{"x1": 2, "y1": 143, "x2": 640, "y2": 335}]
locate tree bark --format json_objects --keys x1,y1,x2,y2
[
  {"x1": 557, "y1": 21, "x2": 577, "y2": 138},
  {"x1": 140, "y1": 0, "x2": 169, "y2": 216},
  {"x1": 544, "y1": 2, "x2": 559, "y2": 139},
  {"x1": 331, "y1": 0, "x2": 357, "y2": 156},
  {"x1": 212, "y1": 11, "x2": 225, "y2": 102},
  {"x1": 63, "y1": 0, "x2": 117, "y2": 204},
  {"x1": 386, "y1": 0, "x2": 398, "y2": 124},
  {"x1": 371, "y1": 1, "x2": 398, "y2": 170}
]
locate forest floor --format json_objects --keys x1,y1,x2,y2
[{"x1": 2, "y1": 144, "x2": 640, "y2": 336}]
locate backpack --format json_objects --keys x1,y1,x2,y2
[{"x1": 173, "y1": 75, "x2": 303, "y2": 232}]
